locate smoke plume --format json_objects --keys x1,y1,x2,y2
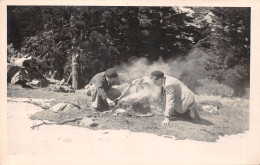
[
  {"x1": 118, "y1": 48, "x2": 209, "y2": 84},
  {"x1": 115, "y1": 48, "x2": 210, "y2": 107}
]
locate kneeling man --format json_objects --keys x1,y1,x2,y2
[
  {"x1": 87, "y1": 68, "x2": 130, "y2": 111},
  {"x1": 150, "y1": 70, "x2": 200, "y2": 126}
]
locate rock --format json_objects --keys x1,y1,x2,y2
[
  {"x1": 114, "y1": 108, "x2": 126, "y2": 114},
  {"x1": 63, "y1": 103, "x2": 80, "y2": 112},
  {"x1": 50, "y1": 103, "x2": 67, "y2": 113},
  {"x1": 79, "y1": 118, "x2": 95, "y2": 127},
  {"x1": 199, "y1": 100, "x2": 223, "y2": 109},
  {"x1": 29, "y1": 78, "x2": 49, "y2": 87},
  {"x1": 201, "y1": 105, "x2": 219, "y2": 115},
  {"x1": 30, "y1": 79, "x2": 41, "y2": 85},
  {"x1": 49, "y1": 84, "x2": 75, "y2": 93},
  {"x1": 49, "y1": 102, "x2": 80, "y2": 113},
  {"x1": 113, "y1": 109, "x2": 127, "y2": 117}
]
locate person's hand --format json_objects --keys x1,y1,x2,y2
[
  {"x1": 107, "y1": 99, "x2": 116, "y2": 107},
  {"x1": 113, "y1": 98, "x2": 119, "y2": 105},
  {"x1": 161, "y1": 118, "x2": 170, "y2": 126}
]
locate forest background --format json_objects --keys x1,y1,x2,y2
[{"x1": 7, "y1": 6, "x2": 250, "y2": 97}]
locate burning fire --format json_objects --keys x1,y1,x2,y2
[{"x1": 118, "y1": 77, "x2": 163, "y2": 114}]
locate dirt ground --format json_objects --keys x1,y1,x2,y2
[{"x1": 7, "y1": 84, "x2": 249, "y2": 142}]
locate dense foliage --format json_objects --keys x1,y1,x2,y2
[{"x1": 7, "y1": 6, "x2": 250, "y2": 96}]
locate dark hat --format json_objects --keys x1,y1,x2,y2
[
  {"x1": 105, "y1": 68, "x2": 118, "y2": 78},
  {"x1": 151, "y1": 70, "x2": 164, "y2": 79}
]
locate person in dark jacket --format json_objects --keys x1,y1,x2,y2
[{"x1": 87, "y1": 68, "x2": 130, "y2": 111}]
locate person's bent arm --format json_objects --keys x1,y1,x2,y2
[{"x1": 162, "y1": 85, "x2": 175, "y2": 126}]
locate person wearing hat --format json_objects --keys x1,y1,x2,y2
[
  {"x1": 88, "y1": 68, "x2": 130, "y2": 111},
  {"x1": 150, "y1": 70, "x2": 200, "y2": 126}
]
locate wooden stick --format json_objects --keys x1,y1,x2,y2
[
  {"x1": 57, "y1": 117, "x2": 83, "y2": 125},
  {"x1": 31, "y1": 120, "x2": 56, "y2": 130}
]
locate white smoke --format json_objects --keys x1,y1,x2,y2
[
  {"x1": 118, "y1": 48, "x2": 209, "y2": 81},
  {"x1": 115, "y1": 48, "x2": 209, "y2": 107},
  {"x1": 121, "y1": 77, "x2": 161, "y2": 102}
]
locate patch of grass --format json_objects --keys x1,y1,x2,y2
[{"x1": 195, "y1": 79, "x2": 234, "y2": 97}]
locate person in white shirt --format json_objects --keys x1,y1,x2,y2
[{"x1": 150, "y1": 70, "x2": 200, "y2": 126}]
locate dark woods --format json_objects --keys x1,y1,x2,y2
[{"x1": 7, "y1": 6, "x2": 250, "y2": 96}]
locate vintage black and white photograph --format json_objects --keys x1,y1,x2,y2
[{"x1": 1, "y1": 1, "x2": 260, "y2": 164}]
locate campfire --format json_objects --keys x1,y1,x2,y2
[{"x1": 116, "y1": 77, "x2": 163, "y2": 115}]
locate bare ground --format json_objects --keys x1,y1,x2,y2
[{"x1": 7, "y1": 84, "x2": 249, "y2": 142}]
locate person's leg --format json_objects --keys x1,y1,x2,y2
[
  {"x1": 169, "y1": 103, "x2": 186, "y2": 118},
  {"x1": 106, "y1": 87, "x2": 121, "y2": 101},
  {"x1": 171, "y1": 102, "x2": 200, "y2": 120},
  {"x1": 90, "y1": 85, "x2": 112, "y2": 111},
  {"x1": 97, "y1": 97, "x2": 110, "y2": 111},
  {"x1": 188, "y1": 103, "x2": 200, "y2": 121},
  {"x1": 91, "y1": 86, "x2": 99, "y2": 109},
  {"x1": 172, "y1": 102, "x2": 185, "y2": 114}
]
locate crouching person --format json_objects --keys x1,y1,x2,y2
[
  {"x1": 150, "y1": 70, "x2": 200, "y2": 126},
  {"x1": 87, "y1": 68, "x2": 130, "y2": 111}
]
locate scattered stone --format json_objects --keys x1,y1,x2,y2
[
  {"x1": 28, "y1": 78, "x2": 49, "y2": 87},
  {"x1": 49, "y1": 84, "x2": 75, "y2": 93},
  {"x1": 199, "y1": 100, "x2": 223, "y2": 109},
  {"x1": 79, "y1": 117, "x2": 95, "y2": 127},
  {"x1": 201, "y1": 105, "x2": 219, "y2": 115},
  {"x1": 113, "y1": 108, "x2": 126, "y2": 116},
  {"x1": 50, "y1": 103, "x2": 67, "y2": 113},
  {"x1": 114, "y1": 108, "x2": 126, "y2": 113},
  {"x1": 63, "y1": 103, "x2": 81, "y2": 112}
]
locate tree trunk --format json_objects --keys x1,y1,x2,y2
[{"x1": 72, "y1": 53, "x2": 79, "y2": 90}]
